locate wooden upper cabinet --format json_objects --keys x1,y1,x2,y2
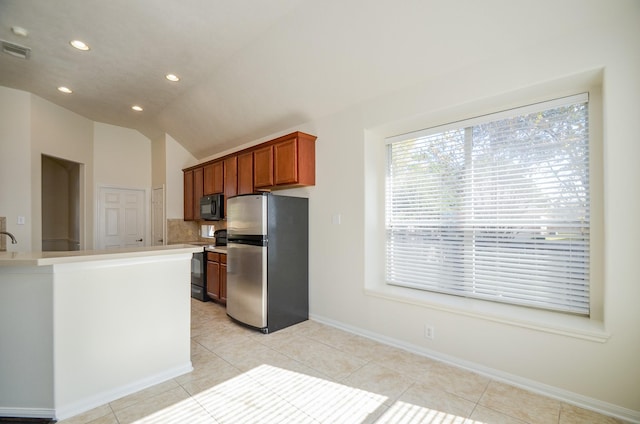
[
  {"x1": 253, "y1": 145, "x2": 274, "y2": 189},
  {"x1": 254, "y1": 132, "x2": 316, "y2": 189},
  {"x1": 193, "y1": 167, "x2": 204, "y2": 220},
  {"x1": 237, "y1": 151, "x2": 254, "y2": 194},
  {"x1": 184, "y1": 132, "x2": 316, "y2": 214},
  {"x1": 224, "y1": 156, "x2": 238, "y2": 197},
  {"x1": 272, "y1": 132, "x2": 317, "y2": 187},
  {"x1": 203, "y1": 161, "x2": 224, "y2": 195},
  {"x1": 183, "y1": 169, "x2": 194, "y2": 221},
  {"x1": 274, "y1": 137, "x2": 299, "y2": 185},
  {"x1": 223, "y1": 156, "x2": 237, "y2": 217},
  {"x1": 184, "y1": 166, "x2": 204, "y2": 221}
]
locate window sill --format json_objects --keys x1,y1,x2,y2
[{"x1": 364, "y1": 283, "x2": 610, "y2": 343}]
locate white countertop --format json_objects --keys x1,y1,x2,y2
[
  {"x1": 0, "y1": 244, "x2": 203, "y2": 266},
  {"x1": 205, "y1": 245, "x2": 227, "y2": 254},
  {"x1": 168, "y1": 241, "x2": 227, "y2": 254}
]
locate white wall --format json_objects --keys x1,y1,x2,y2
[
  {"x1": 30, "y1": 95, "x2": 94, "y2": 251},
  {"x1": 297, "y1": 1, "x2": 640, "y2": 420},
  {"x1": 0, "y1": 266, "x2": 54, "y2": 414},
  {"x1": 93, "y1": 123, "x2": 151, "y2": 189},
  {"x1": 151, "y1": 134, "x2": 166, "y2": 188},
  {"x1": 52, "y1": 254, "x2": 192, "y2": 419},
  {"x1": 165, "y1": 134, "x2": 196, "y2": 219},
  {"x1": 0, "y1": 87, "x2": 31, "y2": 251}
]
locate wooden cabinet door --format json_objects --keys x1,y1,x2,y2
[
  {"x1": 237, "y1": 151, "x2": 254, "y2": 194},
  {"x1": 204, "y1": 161, "x2": 224, "y2": 195},
  {"x1": 193, "y1": 167, "x2": 204, "y2": 220},
  {"x1": 296, "y1": 133, "x2": 316, "y2": 186},
  {"x1": 273, "y1": 132, "x2": 315, "y2": 187},
  {"x1": 274, "y1": 137, "x2": 298, "y2": 185},
  {"x1": 224, "y1": 156, "x2": 237, "y2": 217},
  {"x1": 220, "y1": 254, "x2": 227, "y2": 304},
  {"x1": 253, "y1": 145, "x2": 274, "y2": 188},
  {"x1": 206, "y1": 260, "x2": 220, "y2": 301},
  {"x1": 183, "y1": 170, "x2": 194, "y2": 220}
]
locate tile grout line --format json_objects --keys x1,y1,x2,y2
[
  {"x1": 107, "y1": 403, "x2": 121, "y2": 424},
  {"x1": 466, "y1": 377, "x2": 491, "y2": 421}
]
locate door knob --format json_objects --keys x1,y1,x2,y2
[{"x1": 136, "y1": 238, "x2": 143, "y2": 242}]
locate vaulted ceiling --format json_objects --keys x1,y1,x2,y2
[
  {"x1": 0, "y1": 0, "x2": 604, "y2": 159},
  {"x1": 0, "y1": 0, "x2": 310, "y2": 158}
]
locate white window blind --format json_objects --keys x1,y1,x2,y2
[{"x1": 385, "y1": 94, "x2": 590, "y2": 315}]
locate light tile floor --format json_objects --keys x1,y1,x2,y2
[{"x1": 58, "y1": 299, "x2": 626, "y2": 424}]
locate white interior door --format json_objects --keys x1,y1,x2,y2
[
  {"x1": 151, "y1": 186, "x2": 165, "y2": 246},
  {"x1": 98, "y1": 187, "x2": 146, "y2": 249}
]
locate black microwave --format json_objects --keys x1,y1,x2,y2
[{"x1": 200, "y1": 194, "x2": 224, "y2": 220}]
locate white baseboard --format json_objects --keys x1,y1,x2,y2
[
  {"x1": 309, "y1": 313, "x2": 640, "y2": 424},
  {"x1": 0, "y1": 407, "x2": 55, "y2": 419},
  {"x1": 54, "y1": 362, "x2": 193, "y2": 421}
]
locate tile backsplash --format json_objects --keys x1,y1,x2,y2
[
  {"x1": 166, "y1": 219, "x2": 227, "y2": 244},
  {"x1": 167, "y1": 219, "x2": 199, "y2": 243}
]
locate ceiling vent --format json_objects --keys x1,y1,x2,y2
[{"x1": 1, "y1": 40, "x2": 31, "y2": 59}]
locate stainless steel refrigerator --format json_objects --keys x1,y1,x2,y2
[{"x1": 226, "y1": 193, "x2": 308, "y2": 334}]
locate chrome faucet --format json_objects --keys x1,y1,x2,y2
[{"x1": 0, "y1": 231, "x2": 17, "y2": 244}]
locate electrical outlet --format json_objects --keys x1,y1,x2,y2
[{"x1": 424, "y1": 325, "x2": 435, "y2": 340}]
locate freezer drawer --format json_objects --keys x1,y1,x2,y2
[{"x1": 226, "y1": 242, "x2": 267, "y2": 329}]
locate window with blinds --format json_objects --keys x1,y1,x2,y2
[{"x1": 385, "y1": 94, "x2": 590, "y2": 315}]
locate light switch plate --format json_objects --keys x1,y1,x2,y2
[{"x1": 17, "y1": 216, "x2": 25, "y2": 225}]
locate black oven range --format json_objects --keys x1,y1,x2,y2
[{"x1": 191, "y1": 249, "x2": 208, "y2": 301}]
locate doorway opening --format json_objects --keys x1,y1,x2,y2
[{"x1": 41, "y1": 154, "x2": 82, "y2": 251}]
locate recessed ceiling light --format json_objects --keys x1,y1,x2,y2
[
  {"x1": 165, "y1": 74, "x2": 180, "y2": 82},
  {"x1": 11, "y1": 26, "x2": 29, "y2": 37},
  {"x1": 70, "y1": 40, "x2": 90, "y2": 51},
  {"x1": 58, "y1": 86, "x2": 73, "y2": 94},
  {"x1": 131, "y1": 105, "x2": 143, "y2": 112}
]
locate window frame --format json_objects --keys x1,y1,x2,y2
[{"x1": 381, "y1": 92, "x2": 602, "y2": 322}]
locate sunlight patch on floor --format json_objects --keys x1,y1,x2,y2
[
  {"x1": 377, "y1": 401, "x2": 484, "y2": 424},
  {"x1": 133, "y1": 364, "x2": 486, "y2": 423}
]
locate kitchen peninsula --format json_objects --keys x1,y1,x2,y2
[{"x1": 0, "y1": 244, "x2": 201, "y2": 421}]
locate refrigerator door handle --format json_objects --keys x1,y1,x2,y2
[{"x1": 227, "y1": 236, "x2": 267, "y2": 246}]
